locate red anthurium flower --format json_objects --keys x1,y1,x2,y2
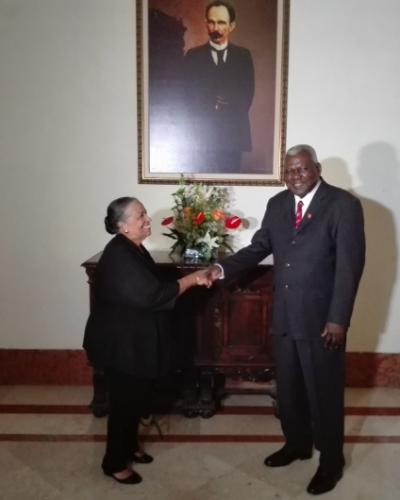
[
  {"x1": 161, "y1": 216, "x2": 174, "y2": 226},
  {"x1": 225, "y1": 215, "x2": 241, "y2": 229},
  {"x1": 193, "y1": 211, "x2": 205, "y2": 225}
]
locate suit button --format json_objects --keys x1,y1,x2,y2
[
  {"x1": 291, "y1": 240, "x2": 296, "y2": 245},
  {"x1": 285, "y1": 262, "x2": 291, "y2": 268},
  {"x1": 284, "y1": 284, "x2": 289, "y2": 289}
]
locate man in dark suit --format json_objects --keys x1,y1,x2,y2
[
  {"x1": 208, "y1": 145, "x2": 365, "y2": 494},
  {"x1": 183, "y1": 1, "x2": 254, "y2": 173}
]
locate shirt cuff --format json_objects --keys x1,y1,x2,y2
[{"x1": 214, "y1": 263, "x2": 225, "y2": 279}]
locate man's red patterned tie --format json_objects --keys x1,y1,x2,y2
[{"x1": 294, "y1": 200, "x2": 304, "y2": 229}]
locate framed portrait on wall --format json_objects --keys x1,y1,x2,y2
[{"x1": 137, "y1": 0, "x2": 290, "y2": 185}]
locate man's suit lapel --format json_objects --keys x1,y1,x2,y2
[
  {"x1": 283, "y1": 192, "x2": 295, "y2": 230},
  {"x1": 204, "y1": 44, "x2": 218, "y2": 70}
]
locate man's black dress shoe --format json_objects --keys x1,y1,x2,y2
[
  {"x1": 104, "y1": 470, "x2": 142, "y2": 485},
  {"x1": 131, "y1": 452, "x2": 154, "y2": 464},
  {"x1": 264, "y1": 446, "x2": 312, "y2": 467},
  {"x1": 307, "y1": 466, "x2": 343, "y2": 495}
]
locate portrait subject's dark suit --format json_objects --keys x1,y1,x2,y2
[
  {"x1": 183, "y1": 43, "x2": 254, "y2": 172},
  {"x1": 219, "y1": 180, "x2": 365, "y2": 470}
]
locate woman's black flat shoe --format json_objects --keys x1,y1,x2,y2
[
  {"x1": 132, "y1": 452, "x2": 154, "y2": 464},
  {"x1": 104, "y1": 470, "x2": 142, "y2": 484}
]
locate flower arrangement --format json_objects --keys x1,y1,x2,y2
[{"x1": 162, "y1": 181, "x2": 242, "y2": 261}]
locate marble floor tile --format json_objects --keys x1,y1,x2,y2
[
  {"x1": 0, "y1": 386, "x2": 400, "y2": 499},
  {"x1": 0, "y1": 442, "x2": 399, "y2": 500},
  {"x1": 345, "y1": 387, "x2": 400, "y2": 407}
]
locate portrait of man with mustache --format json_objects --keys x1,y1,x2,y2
[{"x1": 183, "y1": 1, "x2": 255, "y2": 173}]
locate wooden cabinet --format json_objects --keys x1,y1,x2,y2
[
  {"x1": 82, "y1": 251, "x2": 275, "y2": 416},
  {"x1": 177, "y1": 266, "x2": 274, "y2": 378}
]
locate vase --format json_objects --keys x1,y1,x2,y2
[
  {"x1": 182, "y1": 246, "x2": 218, "y2": 263},
  {"x1": 183, "y1": 248, "x2": 203, "y2": 263}
]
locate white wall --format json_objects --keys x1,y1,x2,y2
[{"x1": 0, "y1": 0, "x2": 399, "y2": 352}]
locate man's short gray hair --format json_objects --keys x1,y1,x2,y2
[{"x1": 286, "y1": 144, "x2": 319, "y2": 163}]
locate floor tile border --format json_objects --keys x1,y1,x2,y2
[
  {"x1": 1, "y1": 404, "x2": 400, "y2": 415},
  {"x1": 1, "y1": 434, "x2": 400, "y2": 443}
]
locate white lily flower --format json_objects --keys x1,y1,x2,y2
[{"x1": 197, "y1": 231, "x2": 220, "y2": 250}]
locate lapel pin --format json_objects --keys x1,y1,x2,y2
[{"x1": 307, "y1": 213, "x2": 313, "y2": 219}]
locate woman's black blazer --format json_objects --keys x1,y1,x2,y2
[{"x1": 83, "y1": 234, "x2": 179, "y2": 378}]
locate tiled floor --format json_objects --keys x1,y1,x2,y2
[{"x1": 0, "y1": 386, "x2": 400, "y2": 499}]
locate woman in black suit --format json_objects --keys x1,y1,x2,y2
[{"x1": 84, "y1": 196, "x2": 210, "y2": 485}]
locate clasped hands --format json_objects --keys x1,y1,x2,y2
[{"x1": 192, "y1": 265, "x2": 223, "y2": 288}]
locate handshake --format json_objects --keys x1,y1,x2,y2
[{"x1": 192, "y1": 265, "x2": 223, "y2": 288}]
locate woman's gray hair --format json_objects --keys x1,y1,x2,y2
[
  {"x1": 286, "y1": 144, "x2": 319, "y2": 163},
  {"x1": 104, "y1": 196, "x2": 139, "y2": 234}
]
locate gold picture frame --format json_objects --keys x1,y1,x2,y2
[{"x1": 137, "y1": 0, "x2": 290, "y2": 185}]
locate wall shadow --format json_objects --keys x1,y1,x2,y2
[
  {"x1": 322, "y1": 144, "x2": 398, "y2": 354},
  {"x1": 323, "y1": 144, "x2": 398, "y2": 459}
]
